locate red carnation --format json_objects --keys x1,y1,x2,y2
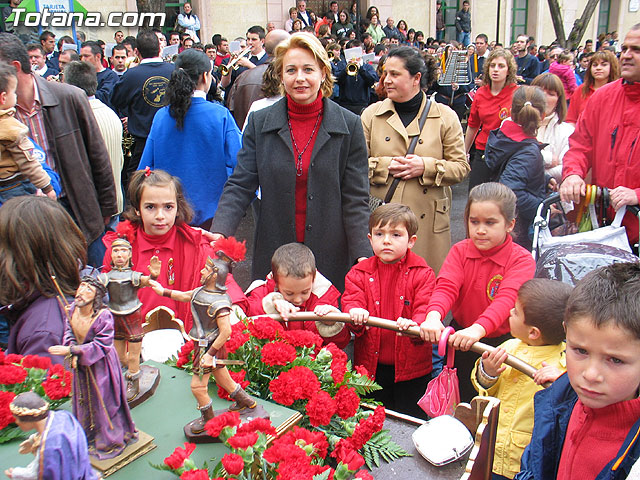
[
  {"x1": 204, "y1": 411, "x2": 241, "y2": 437},
  {"x1": 0, "y1": 349, "x2": 5, "y2": 364},
  {"x1": 0, "y1": 364, "x2": 28, "y2": 385},
  {"x1": 217, "y1": 370, "x2": 249, "y2": 402},
  {"x1": 226, "y1": 322, "x2": 250, "y2": 353},
  {"x1": 269, "y1": 366, "x2": 320, "y2": 406},
  {"x1": 247, "y1": 317, "x2": 284, "y2": 340},
  {"x1": 306, "y1": 390, "x2": 336, "y2": 426},
  {"x1": 4, "y1": 354, "x2": 23, "y2": 364},
  {"x1": 274, "y1": 427, "x2": 329, "y2": 458},
  {"x1": 0, "y1": 391, "x2": 17, "y2": 430},
  {"x1": 261, "y1": 341, "x2": 297, "y2": 366},
  {"x1": 277, "y1": 460, "x2": 329, "y2": 480},
  {"x1": 227, "y1": 431, "x2": 258, "y2": 449},
  {"x1": 164, "y1": 442, "x2": 196, "y2": 470},
  {"x1": 180, "y1": 469, "x2": 210, "y2": 480},
  {"x1": 355, "y1": 470, "x2": 374, "y2": 480},
  {"x1": 280, "y1": 330, "x2": 323, "y2": 350},
  {"x1": 221, "y1": 453, "x2": 245, "y2": 476},
  {"x1": 351, "y1": 406, "x2": 386, "y2": 450},
  {"x1": 42, "y1": 364, "x2": 72, "y2": 400},
  {"x1": 214, "y1": 237, "x2": 247, "y2": 263},
  {"x1": 334, "y1": 385, "x2": 360, "y2": 419},
  {"x1": 176, "y1": 341, "x2": 195, "y2": 368},
  {"x1": 354, "y1": 365, "x2": 372, "y2": 380},
  {"x1": 325, "y1": 343, "x2": 348, "y2": 384},
  {"x1": 338, "y1": 447, "x2": 365, "y2": 472},
  {"x1": 236, "y1": 417, "x2": 277, "y2": 436},
  {"x1": 21, "y1": 355, "x2": 52, "y2": 370}
]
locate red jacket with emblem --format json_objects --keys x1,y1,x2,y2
[
  {"x1": 245, "y1": 272, "x2": 349, "y2": 348},
  {"x1": 562, "y1": 79, "x2": 640, "y2": 243},
  {"x1": 342, "y1": 250, "x2": 435, "y2": 382},
  {"x1": 428, "y1": 236, "x2": 535, "y2": 337}
]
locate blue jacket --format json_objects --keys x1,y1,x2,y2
[
  {"x1": 516, "y1": 54, "x2": 540, "y2": 85},
  {"x1": 110, "y1": 61, "x2": 175, "y2": 138},
  {"x1": 485, "y1": 120, "x2": 545, "y2": 246},
  {"x1": 139, "y1": 97, "x2": 242, "y2": 225},
  {"x1": 516, "y1": 373, "x2": 640, "y2": 480}
]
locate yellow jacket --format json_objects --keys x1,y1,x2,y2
[{"x1": 471, "y1": 339, "x2": 566, "y2": 479}]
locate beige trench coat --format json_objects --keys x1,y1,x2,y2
[{"x1": 361, "y1": 95, "x2": 469, "y2": 273}]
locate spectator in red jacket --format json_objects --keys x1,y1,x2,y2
[
  {"x1": 246, "y1": 242, "x2": 349, "y2": 348},
  {"x1": 337, "y1": 204, "x2": 436, "y2": 418},
  {"x1": 560, "y1": 25, "x2": 640, "y2": 245}
]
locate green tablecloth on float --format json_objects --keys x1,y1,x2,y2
[{"x1": 0, "y1": 361, "x2": 300, "y2": 479}]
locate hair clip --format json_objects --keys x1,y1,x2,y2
[
  {"x1": 144, "y1": 166, "x2": 152, "y2": 177},
  {"x1": 524, "y1": 101, "x2": 532, "y2": 107}
]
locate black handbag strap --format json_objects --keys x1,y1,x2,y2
[{"x1": 383, "y1": 96, "x2": 432, "y2": 203}]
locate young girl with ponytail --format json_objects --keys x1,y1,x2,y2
[
  {"x1": 139, "y1": 49, "x2": 242, "y2": 230},
  {"x1": 484, "y1": 86, "x2": 548, "y2": 249}
]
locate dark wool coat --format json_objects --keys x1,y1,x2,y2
[{"x1": 212, "y1": 97, "x2": 372, "y2": 291}]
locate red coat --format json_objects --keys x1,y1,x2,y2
[
  {"x1": 342, "y1": 250, "x2": 435, "y2": 382},
  {"x1": 563, "y1": 79, "x2": 640, "y2": 243},
  {"x1": 245, "y1": 272, "x2": 349, "y2": 348},
  {"x1": 428, "y1": 235, "x2": 535, "y2": 337},
  {"x1": 102, "y1": 222, "x2": 248, "y2": 332}
]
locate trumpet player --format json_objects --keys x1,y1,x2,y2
[
  {"x1": 334, "y1": 40, "x2": 378, "y2": 115},
  {"x1": 220, "y1": 26, "x2": 268, "y2": 106}
]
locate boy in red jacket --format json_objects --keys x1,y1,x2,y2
[
  {"x1": 335, "y1": 204, "x2": 436, "y2": 418},
  {"x1": 245, "y1": 242, "x2": 349, "y2": 348}
]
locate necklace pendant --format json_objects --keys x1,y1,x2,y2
[{"x1": 167, "y1": 258, "x2": 175, "y2": 285}]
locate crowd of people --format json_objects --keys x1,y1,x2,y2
[{"x1": 1, "y1": 1, "x2": 640, "y2": 477}]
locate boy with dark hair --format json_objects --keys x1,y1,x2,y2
[
  {"x1": 516, "y1": 263, "x2": 640, "y2": 480},
  {"x1": 246, "y1": 242, "x2": 348, "y2": 348},
  {"x1": 472, "y1": 278, "x2": 571, "y2": 479},
  {"x1": 338, "y1": 203, "x2": 435, "y2": 417}
]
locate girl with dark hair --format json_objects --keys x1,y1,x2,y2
[
  {"x1": 397, "y1": 20, "x2": 408, "y2": 42},
  {"x1": 405, "y1": 28, "x2": 419, "y2": 48},
  {"x1": 139, "y1": 49, "x2": 242, "y2": 229},
  {"x1": 361, "y1": 46, "x2": 469, "y2": 274},
  {"x1": 177, "y1": 2, "x2": 200, "y2": 42},
  {"x1": 0, "y1": 196, "x2": 86, "y2": 362},
  {"x1": 102, "y1": 169, "x2": 248, "y2": 333},
  {"x1": 331, "y1": 9, "x2": 353, "y2": 38},
  {"x1": 566, "y1": 49, "x2": 619, "y2": 124},
  {"x1": 484, "y1": 85, "x2": 548, "y2": 249}
]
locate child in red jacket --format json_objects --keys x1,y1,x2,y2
[
  {"x1": 332, "y1": 204, "x2": 436, "y2": 418},
  {"x1": 245, "y1": 242, "x2": 349, "y2": 348},
  {"x1": 420, "y1": 182, "x2": 536, "y2": 402}
]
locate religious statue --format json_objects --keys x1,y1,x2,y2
[
  {"x1": 149, "y1": 238, "x2": 264, "y2": 441},
  {"x1": 48, "y1": 276, "x2": 138, "y2": 459},
  {"x1": 98, "y1": 237, "x2": 161, "y2": 402},
  {"x1": 5, "y1": 392, "x2": 97, "y2": 480}
]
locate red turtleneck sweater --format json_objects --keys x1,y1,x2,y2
[
  {"x1": 287, "y1": 93, "x2": 324, "y2": 243},
  {"x1": 557, "y1": 397, "x2": 640, "y2": 479}
]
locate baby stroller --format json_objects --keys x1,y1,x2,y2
[{"x1": 531, "y1": 187, "x2": 640, "y2": 286}]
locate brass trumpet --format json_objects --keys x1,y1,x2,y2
[
  {"x1": 219, "y1": 46, "x2": 252, "y2": 76},
  {"x1": 347, "y1": 62, "x2": 359, "y2": 76}
]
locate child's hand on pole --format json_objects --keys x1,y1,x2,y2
[{"x1": 481, "y1": 347, "x2": 508, "y2": 377}]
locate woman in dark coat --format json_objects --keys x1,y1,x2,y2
[{"x1": 211, "y1": 33, "x2": 371, "y2": 291}]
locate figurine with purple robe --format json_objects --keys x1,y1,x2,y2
[
  {"x1": 48, "y1": 276, "x2": 138, "y2": 459},
  {"x1": 5, "y1": 391, "x2": 97, "y2": 480}
]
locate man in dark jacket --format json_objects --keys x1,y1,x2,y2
[
  {"x1": 455, "y1": 1, "x2": 471, "y2": 46},
  {"x1": 514, "y1": 34, "x2": 539, "y2": 84},
  {"x1": 0, "y1": 32, "x2": 117, "y2": 267},
  {"x1": 111, "y1": 30, "x2": 174, "y2": 190}
]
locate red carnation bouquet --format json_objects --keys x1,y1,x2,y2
[
  {"x1": 153, "y1": 413, "x2": 376, "y2": 480},
  {"x1": 166, "y1": 313, "x2": 410, "y2": 471},
  {"x1": 0, "y1": 350, "x2": 72, "y2": 443}
]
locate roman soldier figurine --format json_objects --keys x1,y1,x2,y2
[
  {"x1": 98, "y1": 237, "x2": 160, "y2": 402},
  {"x1": 149, "y1": 237, "x2": 259, "y2": 440}
]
